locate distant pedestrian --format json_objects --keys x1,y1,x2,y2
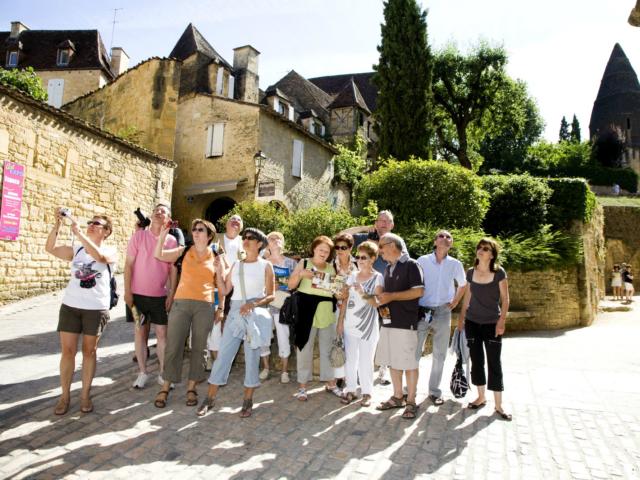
[
  {"x1": 45, "y1": 208, "x2": 117, "y2": 415},
  {"x1": 623, "y1": 265, "x2": 634, "y2": 302},
  {"x1": 458, "y1": 238, "x2": 512, "y2": 421},
  {"x1": 611, "y1": 264, "x2": 623, "y2": 301}
]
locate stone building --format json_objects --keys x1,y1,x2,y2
[
  {"x1": 590, "y1": 43, "x2": 640, "y2": 180},
  {"x1": 0, "y1": 21, "x2": 128, "y2": 108},
  {"x1": 65, "y1": 24, "x2": 349, "y2": 226},
  {"x1": 0, "y1": 83, "x2": 174, "y2": 304}
]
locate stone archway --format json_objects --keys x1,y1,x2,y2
[{"x1": 205, "y1": 196, "x2": 236, "y2": 230}]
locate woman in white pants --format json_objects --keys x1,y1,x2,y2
[{"x1": 337, "y1": 241, "x2": 384, "y2": 406}]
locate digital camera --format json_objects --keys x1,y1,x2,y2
[{"x1": 134, "y1": 208, "x2": 151, "y2": 228}]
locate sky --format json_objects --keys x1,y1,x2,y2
[{"x1": 3, "y1": 0, "x2": 640, "y2": 141}]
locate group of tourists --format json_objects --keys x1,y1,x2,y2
[
  {"x1": 46, "y1": 206, "x2": 512, "y2": 422},
  {"x1": 611, "y1": 263, "x2": 635, "y2": 302}
]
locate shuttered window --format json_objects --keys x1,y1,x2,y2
[
  {"x1": 216, "y1": 67, "x2": 224, "y2": 95},
  {"x1": 228, "y1": 75, "x2": 235, "y2": 99},
  {"x1": 206, "y1": 123, "x2": 225, "y2": 157},
  {"x1": 292, "y1": 139, "x2": 304, "y2": 178}
]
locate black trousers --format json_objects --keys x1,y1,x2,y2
[{"x1": 465, "y1": 319, "x2": 504, "y2": 392}]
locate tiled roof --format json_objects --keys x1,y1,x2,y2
[
  {"x1": 169, "y1": 23, "x2": 232, "y2": 70},
  {"x1": 309, "y1": 72, "x2": 377, "y2": 112},
  {"x1": 0, "y1": 29, "x2": 113, "y2": 78},
  {"x1": 270, "y1": 70, "x2": 333, "y2": 124},
  {"x1": 327, "y1": 77, "x2": 371, "y2": 113}
]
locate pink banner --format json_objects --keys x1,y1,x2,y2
[{"x1": 0, "y1": 161, "x2": 25, "y2": 241}]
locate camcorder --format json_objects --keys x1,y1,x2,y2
[{"x1": 134, "y1": 208, "x2": 151, "y2": 228}]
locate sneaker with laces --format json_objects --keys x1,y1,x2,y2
[
  {"x1": 133, "y1": 372, "x2": 149, "y2": 389},
  {"x1": 280, "y1": 372, "x2": 290, "y2": 384},
  {"x1": 259, "y1": 369, "x2": 270, "y2": 381}
]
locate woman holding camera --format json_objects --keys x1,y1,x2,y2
[
  {"x1": 45, "y1": 208, "x2": 117, "y2": 415},
  {"x1": 153, "y1": 218, "x2": 218, "y2": 409}
]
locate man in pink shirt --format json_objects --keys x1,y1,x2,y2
[{"x1": 125, "y1": 204, "x2": 177, "y2": 388}]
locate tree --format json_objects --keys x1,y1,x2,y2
[
  {"x1": 432, "y1": 42, "x2": 508, "y2": 170},
  {"x1": 570, "y1": 114, "x2": 581, "y2": 143},
  {"x1": 0, "y1": 67, "x2": 47, "y2": 102},
  {"x1": 332, "y1": 134, "x2": 367, "y2": 202},
  {"x1": 558, "y1": 116, "x2": 570, "y2": 142},
  {"x1": 372, "y1": 0, "x2": 433, "y2": 161},
  {"x1": 478, "y1": 78, "x2": 545, "y2": 172}
]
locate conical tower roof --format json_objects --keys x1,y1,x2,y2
[
  {"x1": 327, "y1": 77, "x2": 371, "y2": 114},
  {"x1": 169, "y1": 23, "x2": 232, "y2": 69},
  {"x1": 589, "y1": 43, "x2": 640, "y2": 145}
]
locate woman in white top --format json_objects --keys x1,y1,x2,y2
[
  {"x1": 197, "y1": 228, "x2": 275, "y2": 418},
  {"x1": 337, "y1": 241, "x2": 384, "y2": 406},
  {"x1": 45, "y1": 208, "x2": 117, "y2": 415}
]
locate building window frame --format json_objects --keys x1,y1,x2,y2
[
  {"x1": 56, "y1": 49, "x2": 71, "y2": 66},
  {"x1": 6, "y1": 51, "x2": 18, "y2": 67}
]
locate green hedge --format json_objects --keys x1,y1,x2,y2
[
  {"x1": 356, "y1": 159, "x2": 489, "y2": 230},
  {"x1": 546, "y1": 178, "x2": 596, "y2": 228},
  {"x1": 481, "y1": 175, "x2": 552, "y2": 236}
]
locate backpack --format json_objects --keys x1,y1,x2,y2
[
  {"x1": 450, "y1": 333, "x2": 469, "y2": 398},
  {"x1": 76, "y1": 246, "x2": 118, "y2": 309}
]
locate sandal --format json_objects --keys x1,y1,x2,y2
[
  {"x1": 186, "y1": 390, "x2": 198, "y2": 407},
  {"x1": 341, "y1": 392, "x2": 357, "y2": 405},
  {"x1": 325, "y1": 385, "x2": 343, "y2": 397},
  {"x1": 294, "y1": 388, "x2": 308, "y2": 401},
  {"x1": 54, "y1": 397, "x2": 70, "y2": 416},
  {"x1": 196, "y1": 396, "x2": 215, "y2": 417},
  {"x1": 467, "y1": 401, "x2": 486, "y2": 410},
  {"x1": 240, "y1": 398, "x2": 253, "y2": 418},
  {"x1": 376, "y1": 396, "x2": 405, "y2": 411},
  {"x1": 495, "y1": 409, "x2": 513, "y2": 421},
  {"x1": 428, "y1": 394, "x2": 444, "y2": 406},
  {"x1": 154, "y1": 390, "x2": 170, "y2": 408},
  {"x1": 401, "y1": 402, "x2": 418, "y2": 420},
  {"x1": 360, "y1": 394, "x2": 372, "y2": 407},
  {"x1": 80, "y1": 397, "x2": 94, "y2": 413}
]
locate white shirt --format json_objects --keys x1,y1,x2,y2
[
  {"x1": 344, "y1": 271, "x2": 384, "y2": 340},
  {"x1": 231, "y1": 258, "x2": 268, "y2": 300},
  {"x1": 62, "y1": 244, "x2": 118, "y2": 310},
  {"x1": 223, "y1": 234, "x2": 243, "y2": 264},
  {"x1": 417, "y1": 252, "x2": 466, "y2": 307}
]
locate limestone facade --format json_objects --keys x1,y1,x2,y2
[
  {"x1": 0, "y1": 84, "x2": 174, "y2": 304},
  {"x1": 36, "y1": 69, "x2": 109, "y2": 106}
]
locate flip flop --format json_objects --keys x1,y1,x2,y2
[
  {"x1": 467, "y1": 401, "x2": 486, "y2": 410},
  {"x1": 240, "y1": 398, "x2": 253, "y2": 418},
  {"x1": 80, "y1": 398, "x2": 94, "y2": 413},
  {"x1": 54, "y1": 397, "x2": 70, "y2": 416},
  {"x1": 294, "y1": 388, "x2": 308, "y2": 401},
  {"x1": 495, "y1": 409, "x2": 513, "y2": 421},
  {"x1": 196, "y1": 396, "x2": 215, "y2": 417},
  {"x1": 428, "y1": 394, "x2": 444, "y2": 406}
]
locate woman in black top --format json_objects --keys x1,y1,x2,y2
[{"x1": 458, "y1": 238, "x2": 511, "y2": 421}]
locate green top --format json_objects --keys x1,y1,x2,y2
[{"x1": 297, "y1": 259, "x2": 336, "y2": 328}]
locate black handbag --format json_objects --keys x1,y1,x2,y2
[
  {"x1": 450, "y1": 334, "x2": 469, "y2": 398},
  {"x1": 279, "y1": 290, "x2": 300, "y2": 326}
]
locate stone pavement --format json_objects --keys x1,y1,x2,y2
[{"x1": 1, "y1": 289, "x2": 639, "y2": 480}]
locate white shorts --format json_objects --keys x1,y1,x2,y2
[
  {"x1": 611, "y1": 278, "x2": 622, "y2": 288},
  {"x1": 625, "y1": 282, "x2": 634, "y2": 292}
]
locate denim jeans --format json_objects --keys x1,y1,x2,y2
[{"x1": 416, "y1": 304, "x2": 452, "y2": 397}]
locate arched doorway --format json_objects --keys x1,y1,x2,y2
[{"x1": 205, "y1": 197, "x2": 236, "y2": 230}]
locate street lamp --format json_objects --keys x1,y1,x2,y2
[{"x1": 253, "y1": 150, "x2": 268, "y2": 184}]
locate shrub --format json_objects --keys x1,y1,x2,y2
[
  {"x1": 357, "y1": 159, "x2": 489, "y2": 229},
  {"x1": 546, "y1": 178, "x2": 596, "y2": 228},
  {"x1": 220, "y1": 201, "x2": 287, "y2": 236},
  {"x1": 481, "y1": 174, "x2": 552, "y2": 236},
  {"x1": 0, "y1": 67, "x2": 47, "y2": 102}
]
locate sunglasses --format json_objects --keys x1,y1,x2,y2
[
  {"x1": 437, "y1": 233, "x2": 452, "y2": 240},
  {"x1": 192, "y1": 227, "x2": 207, "y2": 233},
  {"x1": 477, "y1": 246, "x2": 492, "y2": 252},
  {"x1": 356, "y1": 255, "x2": 370, "y2": 261},
  {"x1": 87, "y1": 220, "x2": 105, "y2": 227},
  {"x1": 335, "y1": 245, "x2": 350, "y2": 251},
  {"x1": 242, "y1": 235, "x2": 257, "y2": 241}
]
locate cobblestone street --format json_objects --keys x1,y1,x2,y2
[{"x1": 1, "y1": 288, "x2": 639, "y2": 479}]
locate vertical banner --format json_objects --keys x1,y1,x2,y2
[{"x1": 0, "y1": 161, "x2": 25, "y2": 241}]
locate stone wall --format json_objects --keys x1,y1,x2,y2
[
  {"x1": 603, "y1": 204, "x2": 640, "y2": 292},
  {"x1": 37, "y1": 69, "x2": 108, "y2": 105},
  {"x1": 0, "y1": 85, "x2": 174, "y2": 304},
  {"x1": 64, "y1": 59, "x2": 181, "y2": 160}
]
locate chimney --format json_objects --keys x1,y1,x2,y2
[
  {"x1": 110, "y1": 47, "x2": 130, "y2": 76},
  {"x1": 233, "y1": 45, "x2": 260, "y2": 103},
  {"x1": 10, "y1": 21, "x2": 29, "y2": 38}
]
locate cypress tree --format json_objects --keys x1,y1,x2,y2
[
  {"x1": 373, "y1": 0, "x2": 433, "y2": 161},
  {"x1": 570, "y1": 114, "x2": 581, "y2": 143},
  {"x1": 559, "y1": 116, "x2": 570, "y2": 142}
]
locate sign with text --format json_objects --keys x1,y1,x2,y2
[
  {"x1": 258, "y1": 180, "x2": 276, "y2": 197},
  {"x1": 0, "y1": 161, "x2": 25, "y2": 241}
]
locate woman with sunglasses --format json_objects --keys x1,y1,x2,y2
[
  {"x1": 45, "y1": 209, "x2": 117, "y2": 415},
  {"x1": 458, "y1": 238, "x2": 512, "y2": 421},
  {"x1": 288, "y1": 236, "x2": 339, "y2": 401},
  {"x1": 336, "y1": 241, "x2": 384, "y2": 406},
  {"x1": 197, "y1": 228, "x2": 275, "y2": 418},
  {"x1": 153, "y1": 219, "x2": 218, "y2": 409}
]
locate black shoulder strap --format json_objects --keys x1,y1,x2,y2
[{"x1": 175, "y1": 244, "x2": 193, "y2": 268}]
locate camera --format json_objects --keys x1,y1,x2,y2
[
  {"x1": 166, "y1": 220, "x2": 179, "y2": 229},
  {"x1": 367, "y1": 230, "x2": 379, "y2": 241},
  {"x1": 59, "y1": 207, "x2": 71, "y2": 217},
  {"x1": 134, "y1": 208, "x2": 151, "y2": 228}
]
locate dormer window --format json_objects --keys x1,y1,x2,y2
[
  {"x1": 56, "y1": 40, "x2": 75, "y2": 67},
  {"x1": 6, "y1": 50, "x2": 18, "y2": 67}
]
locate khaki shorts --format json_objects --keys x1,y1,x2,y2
[
  {"x1": 58, "y1": 303, "x2": 109, "y2": 337},
  {"x1": 375, "y1": 326, "x2": 419, "y2": 371}
]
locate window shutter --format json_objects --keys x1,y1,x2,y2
[
  {"x1": 228, "y1": 75, "x2": 235, "y2": 99},
  {"x1": 205, "y1": 123, "x2": 225, "y2": 157},
  {"x1": 216, "y1": 67, "x2": 224, "y2": 95},
  {"x1": 292, "y1": 139, "x2": 304, "y2": 178},
  {"x1": 273, "y1": 97, "x2": 280, "y2": 112},
  {"x1": 47, "y1": 79, "x2": 65, "y2": 108},
  {"x1": 288, "y1": 105, "x2": 295, "y2": 121},
  {"x1": 320, "y1": 124, "x2": 326, "y2": 137}
]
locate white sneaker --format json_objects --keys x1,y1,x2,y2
[
  {"x1": 259, "y1": 369, "x2": 270, "y2": 380},
  {"x1": 280, "y1": 372, "x2": 290, "y2": 384},
  {"x1": 133, "y1": 372, "x2": 149, "y2": 389},
  {"x1": 157, "y1": 375, "x2": 175, "y2": 390}
]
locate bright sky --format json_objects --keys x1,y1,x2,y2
[{"x1": 3, "y1": 0, "x2": 640, "y2": 141}]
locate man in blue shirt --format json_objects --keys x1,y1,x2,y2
[{"x1": 416, "y1": 230, "x2": 466, "y2": 406}]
